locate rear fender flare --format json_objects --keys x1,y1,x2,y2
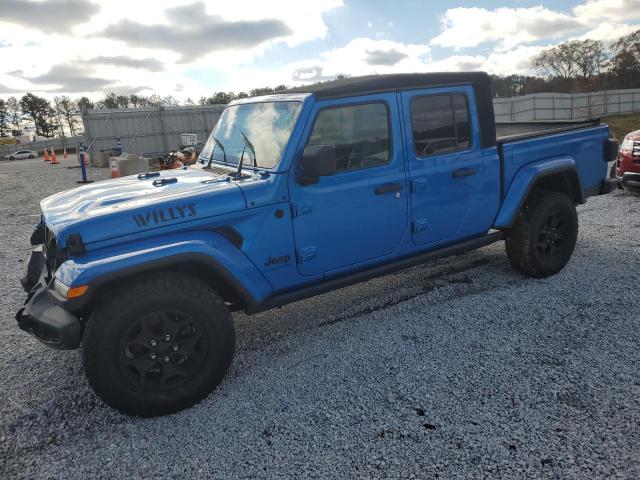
[{"x1": 494, "y1": 157, "x2": 582, "y2": 229}]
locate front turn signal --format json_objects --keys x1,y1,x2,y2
[{"x1": 67, "y1": 285, "x2": 89, "y2": 299}]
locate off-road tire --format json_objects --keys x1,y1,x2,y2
[
  {"x1": 82, "y1": 272, "x2": 235, "y2": 417},
  {"x1": 505, "y1": 190, "x2": 578, "y2": 278}
]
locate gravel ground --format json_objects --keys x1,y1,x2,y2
[{"x1": 1, "y1": 157, "x2": 639, "y2": 479}]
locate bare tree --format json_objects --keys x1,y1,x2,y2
[
  {"x1": 535, "y1": 42, "x2": 580, "y2": 79},
  {"x1": 54, "y1": 96, "x2": 80, "y2": 136},
  {"x1": 6, "y1": 96, "x2": 21, "y2": 132},
  {"x1": 610, "y1": 29, "x2": 640, "y2": 88},
  {"x1": 574, "y1": 40, "x2": 608, "y2": 79},
  {"x1": 0, "y1": 99, "x2": 8, "y2": 137},
  {"x1": 162, "y1": 95, "x2": 179, "y2": 106}
]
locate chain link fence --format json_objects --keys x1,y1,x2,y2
[{"x1": 494, "y1": 89, "x2": 640, "y2": 122}]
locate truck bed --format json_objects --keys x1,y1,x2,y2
[
  {"x1": 496, "y1": 120, "x2": 601, "y2": 144},
  {"x1": 497, "y1": 121, "x2": 610, "y2": 199}
]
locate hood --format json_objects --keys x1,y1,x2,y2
[
  {"x1": 625, "y1": 130, "x2": 640, "y2": 141},
  {"x1": 41, "y1": 168, "x2": 247, "y2": 246}
]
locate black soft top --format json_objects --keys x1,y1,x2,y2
[{"x1": 286, "y1": 72, "x2": 496, "y2": 147}]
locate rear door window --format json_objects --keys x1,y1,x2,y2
[{"x1": 410, "y1": 94, "x2": 471, "y2": 157}]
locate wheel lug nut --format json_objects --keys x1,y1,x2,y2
[
  {"x1": 164, "y1": 334, "x2": 171, "y2": 342},
  {"x1": 172, "y1": 345, "x2": 179, "y2": 352},
  {"x1": 150, "y1": 353, "x2": 157, "y2": 360},
  {"x1": 163, "y1": 356, "x2": 171, "y2": 363},
  {"x1": 150, "y1": 339, "x2": 158, "y2": 347}
]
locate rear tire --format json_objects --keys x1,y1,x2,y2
[
  {"x1": 505, "y1": 190, "x2": 578, "y2": 278},
  {"x1": 82, "y1": 272, "x2": 235, "y2": 417},
  {"x1": 28, "y1": 154, "x2": 34, "y2": 159}
]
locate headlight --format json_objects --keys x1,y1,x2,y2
[
  {"x1": 53, "y1": 279, "x2": 89, "y2": 300},
  {"x1": 620, "y1": 138, "x2": 634, "y2": 152},
  {"x1": 53, "y1": 278, "x2": 69, "y2": 298}
]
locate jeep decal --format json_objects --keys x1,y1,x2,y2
[
  {"x1": 264, "y1": 254, "x2": 291, "y2": 268},
  {"x1": 133, "y1": 203, "x2": 197, "y2": 227}
]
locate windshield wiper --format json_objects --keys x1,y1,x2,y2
[
  {"x1": 204, "y1": 136, "x2": 226, "y2": 169},
  {"x1": 231, "y1": 131, "x2": 257, "y2": 178}
]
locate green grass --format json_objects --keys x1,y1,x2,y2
[{"x1": 602, "y1": 113, "x2": 640, "y2": 140}]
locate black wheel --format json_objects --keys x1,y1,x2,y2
[
  {"x1": 28, "y1": 154, "x2": 34, "y2": 158},
  {"x1": 82, "y1": 272, "x2": 235, "y2": 416},
  {"x1": 8, "y1": 156, "x2": 15, "y2": 161},
  {"x1": 505, "y1": 190, "x2": 578, "y2": 278}
]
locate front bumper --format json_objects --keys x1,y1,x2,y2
[
  {"x1": 15, "y1": 250, "x2": 81, "y2": 350},
  {"x1": 619, "y1": 172, "x2": 640, "y2": 191}
]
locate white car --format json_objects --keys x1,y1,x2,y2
[{"x1": 4, "y1": 150, "x2": 38, "y2": 160}]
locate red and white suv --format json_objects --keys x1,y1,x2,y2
[{"x1": 612, "y1": 129, "x2": 640, "y2": 194}]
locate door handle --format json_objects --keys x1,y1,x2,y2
[
  {"x1": 452, "y1": 167, "x2": 476, "y2": 178},
  {"x1": 375, "y1": 183, "x2": 403, "y2": 195}
]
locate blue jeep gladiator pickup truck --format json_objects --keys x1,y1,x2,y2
[{"x1": 16, "y1": 73, "x2": 618, "y2": 416}]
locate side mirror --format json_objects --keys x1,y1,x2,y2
[{"x1": 299, "y1": 145, "x2": 336, "y2": 185}]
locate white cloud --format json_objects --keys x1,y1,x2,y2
[
  {"x1": 573, "y1": 0, "x2": 640, "y2": 23},
  {"x1": 578, "y1": 22, "x2": 640, "y2": 41},
  {"x1": 0, "y1": 0, "x2": 637, "y2": 101},
  {"x1": 423, "y1": 45, "x2": 546, "y2": 76},
  {"x1": 0, "y1": 0, "x2": 343, "y2": 99},
  {"x1": 296, "y1": 38, "x2": 431, "y2": 78},
  {"x1": 431, "y1": 6, "x2": 584, "y2": 50}
]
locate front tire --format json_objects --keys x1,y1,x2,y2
[
  {"x1": 8, "y1": 156, "x2": 15, "y2": 161},
  {"x1": 28, "y1": 154, "x2": 34, "y2": 159},
  {"x1": 505, "y1": 190, "x2": 578, "y2": 278},
  {"x1": 82, "y1": 272, "x2": 235, "y2": 417}
]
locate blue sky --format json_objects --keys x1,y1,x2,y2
[{"x1": 0, "y1": 0, "x2": 638, "y2": 99}]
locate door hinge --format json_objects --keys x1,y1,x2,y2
[
  {"x1": 291, "y1": 201, "x2": 312, "y2": 218},
  {"x1": 412, "y1": 219, "x2": 429, "y2": 233},
  {"x1": 296, "y1": 246, "x2": 318, "y2": 263},
  {"x1": 411, "y1": 178, "x2": 427, "y2": 193}
]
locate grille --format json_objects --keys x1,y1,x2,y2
[{"x1": 42, "y1": 226, "x2": 59, "y2": 276}]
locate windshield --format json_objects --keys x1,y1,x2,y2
[{"x1": 199, "y1": 101, "x2": 301, "y2": 169}]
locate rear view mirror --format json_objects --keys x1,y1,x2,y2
[{"x1": 299, "y1": 145, "x2": 336, "y2": 185}]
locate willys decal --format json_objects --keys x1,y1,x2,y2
[{"x1": 133, "y1": 203, "x2": 197, "y2": 227}]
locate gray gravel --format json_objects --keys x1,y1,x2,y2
[{"x1": 1, "y1": 157, "x2": 639, "y2": 479}]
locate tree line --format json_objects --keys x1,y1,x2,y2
[
  {"x1": 1, "y1": 30, "x2": 638, "y2": 139},
  {"x1": 491, "y1": 29, "x2": 640, "y2": 97},
  {"x1": 0, "y1": 94, "x2": 84, "y2": 139}
]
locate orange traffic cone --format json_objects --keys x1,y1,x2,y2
[
  {"x1": 63, "y1": 147, "x2": 67, "y2": 160},
  {"x1": 43, "y1": 148, "x2": 50, "y2": 162},
  {"x1": 50, "y1": 148, "x2": 59, "y2": 165}
]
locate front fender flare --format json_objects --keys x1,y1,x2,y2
[
  {"x1": 54, "y1": 230, "x2": 272, "y2": 310},
  {"x1": 494, "y1": 157, "x2": 582, "y2": 229}
]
